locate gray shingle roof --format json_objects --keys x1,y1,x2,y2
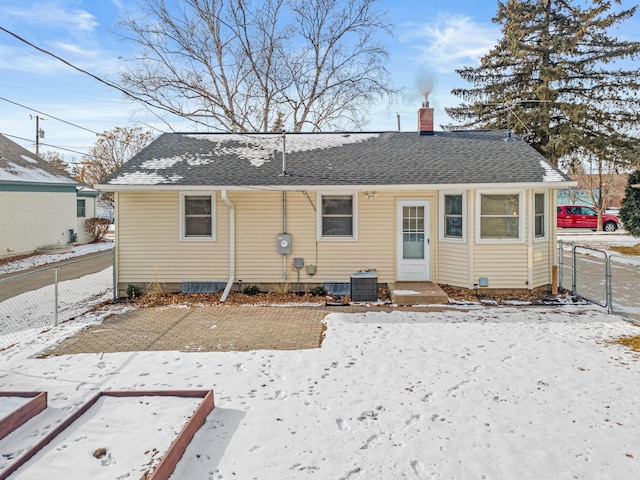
[
  {"x1": 0, "y1": 134, "x2": 78, "y2": 185},
  {"x1": 101, "y1": 130, "x2": 571, "y2": 188}
]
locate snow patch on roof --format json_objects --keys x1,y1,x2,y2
[
  {"x1": 540, "y1": 160, "x2": 566, "y2": 182},
  {"x1": 185, "y1": 133, "x2": 379, "y2": 167},
  {"x1": 140, "y1": 156, "x2": 183, "y2": 169},
  {"x1": 109, "y1": 171, "x2": 183, "y2": 185},
  {"x1": 21, "y1": 154, "x2": 38, "y2": 164},
  {"x1": 0, "y1": 162, "x2": 76, "y2": 184}
]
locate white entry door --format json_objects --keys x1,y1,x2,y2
[{"x1": 396, "y1": 200, "x2": 430, "y2": 281}]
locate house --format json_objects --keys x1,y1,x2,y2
[
  {"x1": 557, "y1": 173, "x2": 628, "y2": 209},
  {"x1": 98, "y1": 103, "x2": 575, "y2": 299},
  {"x1": 75, "y1": 186, "x2": 101, "y2": 244},
  {"x1": 0, "y1": 134, "x2": 81, "y2": 258}
]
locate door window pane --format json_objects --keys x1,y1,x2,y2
[{"x1": 403, "y1": 206, "x2": 425, "y2": 259}]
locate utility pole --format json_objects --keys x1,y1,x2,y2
[{"x1": 31, "y1": 115, "x2": 45, "y2": 158}]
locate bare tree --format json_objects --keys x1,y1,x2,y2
[
  {"x1": 78, "y1": 126, "x2": 153, "y2": 216},
  {"x1": 567, "y1": 148, "x2": 622, "y2": 231},
  {"x1": 116, "y1": 0, "x2": 395, "y2": 132},
  {"x1": 40, "y1": 150, "x2": 74, "y2": 176}
]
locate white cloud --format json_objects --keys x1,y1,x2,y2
[
  {"x1": 5, "y1": 3, "x2": 98, "y2": 32},
  {"x1": 400, "y1": 14, "x2": 499, "y2": 74},
  {"x1": 51, "y1": 41, "x2": 98, "y2": 57}
]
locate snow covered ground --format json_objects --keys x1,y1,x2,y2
[
  {"x1": 1, "y1": 234, "x2": 639, "y2": 479},
  {"x1": 0, "y1": 242, "x2": 113, "y2": 276}
]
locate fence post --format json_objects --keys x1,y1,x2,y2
[
  {"x1": 606, "y1": 256, "x2": 613, "y2": 313},
  {"x1": 54, "y1": 267, "x2": 59, "y2": 326},
  {"x1": 571, "y1": 242, "x2": 577, "y2": 295}
]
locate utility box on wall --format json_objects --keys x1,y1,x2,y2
[
  {"x1": 277, "y1": 234, "x2": 292, "y2": 254},
  {"x1": 350, "y1": 271, "x2": 378, "y2": 302}
]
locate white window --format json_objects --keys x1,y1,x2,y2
[
  {"x1": 318, "y1": 193, "x2": 357, "y2": 240},
  {"x1": 76, "y1": 199, "x2": 86, "y2": 218},
  {"x1": 180, "y1": 192, "x2": 216, "y2": 241},
  {"x1": 440, "y1": 192, "x2": 465, "y2": 240},
  {"x1": 479, "y1": 192, "x2": 522, "y2": 241},
  {"x1": 534, "y1": 192, "x2": 546, "y2": 239}
]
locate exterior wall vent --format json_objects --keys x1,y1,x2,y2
[
  {"x1": 322, "y1": 282, "x2": 350, "y2": 296},
  {"x1": 181, "y1": 282, "x2": 225, "y2": 294}
]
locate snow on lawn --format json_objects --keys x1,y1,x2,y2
[
  {"x1": 0, "y1": 268, "x2": 114, "y2": 350},
  {"x1": 1, "y1": 304, "x2": 640, "y2": 479}
]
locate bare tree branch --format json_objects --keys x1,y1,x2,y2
[{"x1": 116, "y1": 0, "x2": 396, "y2": 132}]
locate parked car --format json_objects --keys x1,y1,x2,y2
[{"x1": 557, "y1": 205, "x2": 619, "y2": 231}]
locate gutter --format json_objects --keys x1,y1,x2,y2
[{"x1": 220, "y1": 190, "x2": 235, "y2": 302}]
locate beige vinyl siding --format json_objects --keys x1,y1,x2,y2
[
  {"x1": 116, "y1": 192, "x2": 229, "y2": 284},
  {"x1": 473, "y1": 243, "x2": 529, "y2": 289},
  {"x1": 532, "y1": 241, "x2": 551, "y2": 288},
  {"x1": 437, "y1": 242, "x2": 469, "y2": 286},
  {"x1": 116, "y1": 190, "x2": 401, "y2": 288},
  {"x1": 233, "y1": 190, "x2": 396, "y2": 284}
]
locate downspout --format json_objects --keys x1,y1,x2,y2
[
  {"x1": 281, "y1": 131, "x2": 288, "y2": 280},
  {"x1": 220, "y1": 190, "x2": 235, "y2": 302}
]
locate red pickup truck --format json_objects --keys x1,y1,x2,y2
[{"x1": 557, "y1": 205, "x2": 619, "y2": 232}]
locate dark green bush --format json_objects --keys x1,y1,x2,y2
[
  {"x1": 126, "y1": 284, "x2": 142, "y2": 299},
  {"x1": 243, "y1": 285, "x2": 261, "y2": 295},
  {"x1": 309, "y1": 286, "x2": 327, "y2": 296}
]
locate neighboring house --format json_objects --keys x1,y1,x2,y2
[
  {"x1": 0, "y1": 134, "x2": 80, "y2": 258},
  {"x1": 557, "y1": 174, "x2": 628, "y2": 208},
  {"x1": 76, "y1": 186, "x2": 100, "y2": 244},
  {"x1": 98, "y1": 103, "x2": 575, "y2": 298}
]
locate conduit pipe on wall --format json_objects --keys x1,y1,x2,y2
[{"x1": 220, "y1": 190, "x2": 235, "y2": 302}]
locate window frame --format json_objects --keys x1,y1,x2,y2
[
  {"x1": 179, "y1": 192, "x2": 216, "y2": 241},
  {"x1": 316, "y1": 192, "x2": 358, "y2": 241},
  {"x1": 476, "y1": 190, "x2": 524, "y2": 243},
  {"x1": 534, "y1": 191, "x2": 547, "y2": 241},
  {"x1": 439, "y1": 191, "x2": 466, "y2": 242},
  {"x1": 76, "y1": 199, "x2": 86, "y2": 218}
]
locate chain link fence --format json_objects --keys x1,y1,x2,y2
[
  {"x1": 558, "y1": 241, "x2": 640, "y2": 322},
  {"x1": 0, "y1": 251, "x2": 114, "y2": 350}
]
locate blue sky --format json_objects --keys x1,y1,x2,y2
[{"x1": 1, "y1": 0, "x2": 638, "y2": 160}]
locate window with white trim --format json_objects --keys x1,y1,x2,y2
[
  {"x1": 76, "y1": 199, "x2": 86, "y2": 218},
  {"x1": 480, "y1": 193, "x2": 520, "y2": 240},
  {"x1": 534, "y1": 192, "x2": 546, "y2": 239},
  {"x1": 319, "y1": 194, "x2": 356, "y2": 239},
  {"x1": 181, "y1": 193, "x2": 215, "y2": 240},
  {"x1": 444, "y1": 194, "x2": 463, "y2": 239}
]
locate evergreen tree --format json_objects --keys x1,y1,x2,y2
[
  {"x1": 619, "y1": 170, "x2": 640, "y2": 237},
  {"x1": 446, "y1": 0, "x2": 640, "y2": 167}
]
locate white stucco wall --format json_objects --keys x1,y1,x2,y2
[
  {"x1": 0, "y1": 191, "x2": 77, "y2": 257},
  {"x1": 76, "y1": 195, "x2": 98, "y2": 244}
]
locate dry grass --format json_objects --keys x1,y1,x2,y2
[
  {"x1": 611, "y1": 335, "x2": 640, "y2": 352},
  {"x1": 609, "y1": 243, "x2": 640, "y2": 256}
]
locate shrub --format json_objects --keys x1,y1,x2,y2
[
  {"x1": 242, "y1": 285, "x2": 261, "y2": 295},
  {"x1": 85, "y1": 217, "x2": 111, "y2": 242},
  {"x1": 620, "y1": 169, "x2": 640, "y2": 238},
  {"x1": 126, "y1": 284, "x2": 142, "y2": 299},
  {"x1": 309, "y1": 286, "x2": 327, "y2": 296}
]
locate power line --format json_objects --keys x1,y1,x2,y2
[
  {"x1": 1, "y1": 131, "x2": 108, "y2": 162},
  {"x1": 0, "y1": 25, "x2": 211, "y2": 129},
  {"x1": 0, "y1": 97, "x2": 100, "y2": 135}
]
